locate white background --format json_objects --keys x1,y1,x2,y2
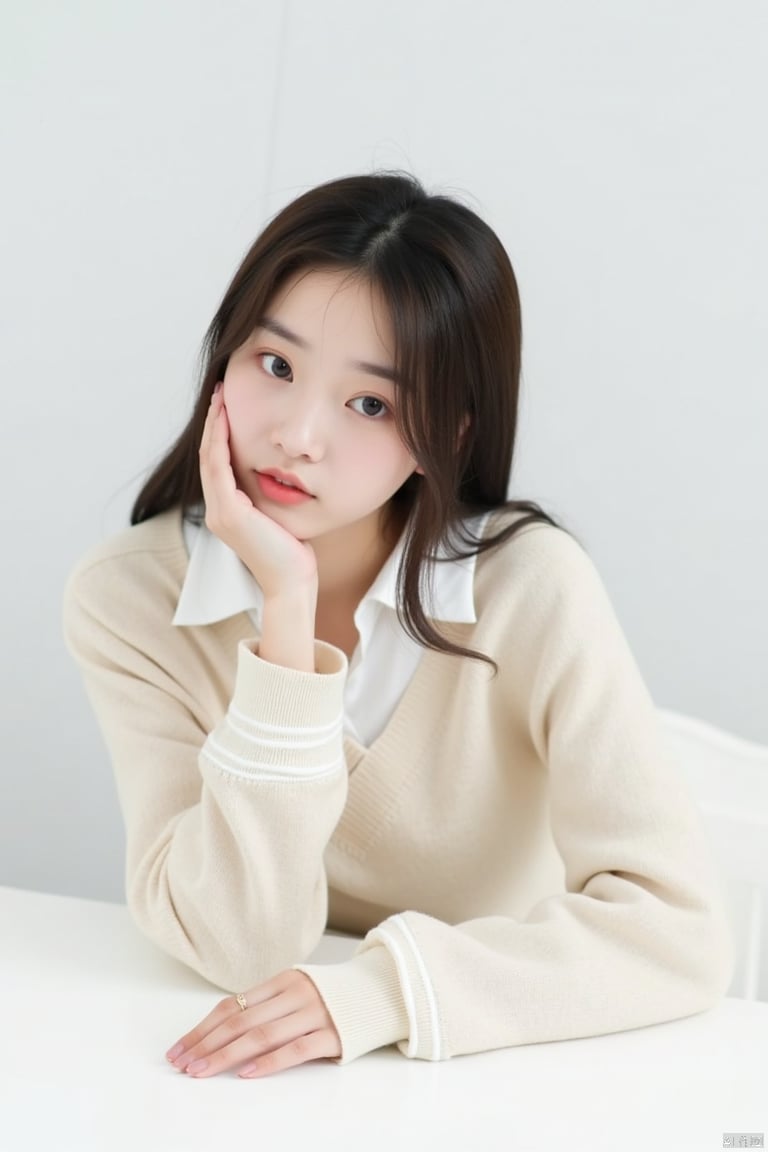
[{"x1": 1, "y1": 0, "x2": 766, "y2": 901}]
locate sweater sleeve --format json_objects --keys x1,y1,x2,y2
[
  {"x1": 297, "y1": 526, "x2": 734, "y2": 1062},
  {"x1": 63, "y1": 546, "x2": 349, "y2": 993}
]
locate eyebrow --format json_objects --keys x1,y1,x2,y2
[{"x1": 257, "y1": 317, "x2": 397, "y2": 383}]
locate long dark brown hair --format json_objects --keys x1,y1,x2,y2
[{"x1": 132, "y1": 172, "x2": 562, "y2": 667}]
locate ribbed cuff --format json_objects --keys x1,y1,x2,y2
[
  {"x1": 198, "y1": 640, "x2": 349, "y2": 782},
  {"x1": 233, "y1": 639, "x2": 347, "y2": 729},
  {"x1": 295, "y1": 945, "x2": 409, "y2": 1063}
]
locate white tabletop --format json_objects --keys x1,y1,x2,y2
[{"x1": 1, "y1": 884, "x2": 766, "y2": 1152}]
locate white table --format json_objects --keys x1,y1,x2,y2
[{"x1": 1, "y1": 885, "x2": 766, "y2": 1152}]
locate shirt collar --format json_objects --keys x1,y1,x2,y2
[
  {"x1": 173, "y1": 513, "x2": 486, "y2": 628},
  {"x1": 173, "y1": 516, "x2": 265, "y2": 627}
]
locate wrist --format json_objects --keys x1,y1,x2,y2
[
  {"x1": 259, "y1": 586, "x2": 318, "y2": 672},
  {"x1": 296, "y1": 947, "x2": 409, "y2": 1064}
]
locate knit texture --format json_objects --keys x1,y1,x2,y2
[{"x1": 63, "y1": 508, "x2": 733, "y2": 1063}]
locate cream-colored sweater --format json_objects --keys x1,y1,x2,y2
[{"x1": 63, "y1": 509, "x2": 733, "y2": 1063}]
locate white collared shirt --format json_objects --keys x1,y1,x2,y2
[{"x1": 174, "y1": 515, "x2": 486, "y2": 747}]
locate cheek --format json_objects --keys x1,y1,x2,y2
[
  {"x1": 381, "y1": 428, "x2": 420, "y2": 481},
  {"x1": 347, "y1": 433, "x2": 416, "y2": 493},
  {"x1": 221, "y1": 376, "x2": 255, "y2": 441}
]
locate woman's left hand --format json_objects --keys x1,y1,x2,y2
[{"x1": 165, "y1": 970, "x2": 341, "y2": 1078}]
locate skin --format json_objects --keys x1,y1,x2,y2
[{"x1": 166, "y1": 269, "x2": 421, "y2": 1078}]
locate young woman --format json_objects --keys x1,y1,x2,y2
[{"x1": 64, "y1": 172, "x2": 732, "y2": 1080}]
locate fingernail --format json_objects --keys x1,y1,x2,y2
[
  {"x1": 213, "y1": 382, "x2": 222, "y2": 395},
  {"x1": 185, "y1": 1059, "x2": 209, "y2": 1076},
  {"x1": 166, "y1": 1043, "x2": 184, "y2": 1061},
  {"x1": 238, "y1": 1064, "x2": 257, "y2": 1078}
]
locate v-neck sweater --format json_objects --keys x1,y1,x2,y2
[{"x1": 63, "y1": 508, "x2": 733, "y2": 1063}]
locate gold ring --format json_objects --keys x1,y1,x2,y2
[{"x1": 235, "y1": 992, "x2": 248, "y2": 1012}]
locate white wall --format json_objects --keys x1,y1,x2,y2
[{"x1": 1, "y1": 0, "x2": 766, "y2": 905}]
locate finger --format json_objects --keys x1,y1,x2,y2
[
  {"x1": 198, "y1": 400, "x2": 225, "y2": 510},
  {"x1": 231, "y1": 973, "x2": 302, "y2": 1012},
  {"x1": 172, "y1": 987, "x2": 299, "y2": 1068},
  {"x1": 198, "y1": 385, "x2": 223, "y2": 460},
  {"x1": 199, "y1": 399, "x2": 240, "y2": 523},
  {"x1": 238, "y1": 1028, "x2": 341, "y2": 1079},
  {"x1": 183, "y1": 1008, "x2": 319, "y2": 1078},
  {"x1": 199, "y1": 392, "x2": 227, "y2": 472},
  {"x1": 169, "y1": 985, "x2": 255, "y2": 1057},
  {"x1": 166, "y1": 991, "x2": 244, "y2": 1061},
  {"x1": 166, "y1": 977, "x2": 300, "y2": 1066}
]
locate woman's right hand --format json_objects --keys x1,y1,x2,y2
[
  {"x1": 199, "y1": 387, "x2": 319, "y2": 672},
  {"x1": 199, "y1": 386, "x2": 319, "y2": 600}
]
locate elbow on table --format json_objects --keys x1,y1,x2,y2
[
  {"x1": 125, "y1": 880, "x2": 326, "y2": 993},
  {"x1": 673, "y1": 899, "x2": 735, "y2": 1013}
]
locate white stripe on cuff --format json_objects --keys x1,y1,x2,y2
[
  {"x1": 390, "y1": 913, "x2": 442, "y2": 1061},
  {"x1": 203, "y1": 735, "x2": 342, "y2": 781},
  {"x1": 228, "y1": 702, "x2": 344, "y2": 737}
]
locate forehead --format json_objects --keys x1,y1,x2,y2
[{"x1": 264, "y1": 268, "x2": 394, "y2": 352}]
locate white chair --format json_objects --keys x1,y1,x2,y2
[{"x1": 659, "y1": 709, "x2": 768, "y2": 1001}]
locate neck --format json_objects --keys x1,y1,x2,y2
[{"x1": 313, "y1": 507, "x2": 404, "y2": 607}]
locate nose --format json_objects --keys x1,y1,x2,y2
[{"x1": 269, "y1": 393, "x2": 328, "y2": 461}]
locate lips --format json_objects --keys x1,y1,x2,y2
[
  {"x1": 258, "y1": 468, "x2": 312, "y2": 496},
  {"x1": 254, "y1": 469, "x2": 315, "y2": 507}
]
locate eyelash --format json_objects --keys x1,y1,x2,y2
[{"x1": 258, "y1": 353, "x2": 391, "y2": 419}]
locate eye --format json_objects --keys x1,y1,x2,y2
[
  {"x1": 348, "y1": 396, "x2": 389, "y2": 419},
  {"x1": 260, "y1": 353, "x2": 293, "y2": 380}
]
